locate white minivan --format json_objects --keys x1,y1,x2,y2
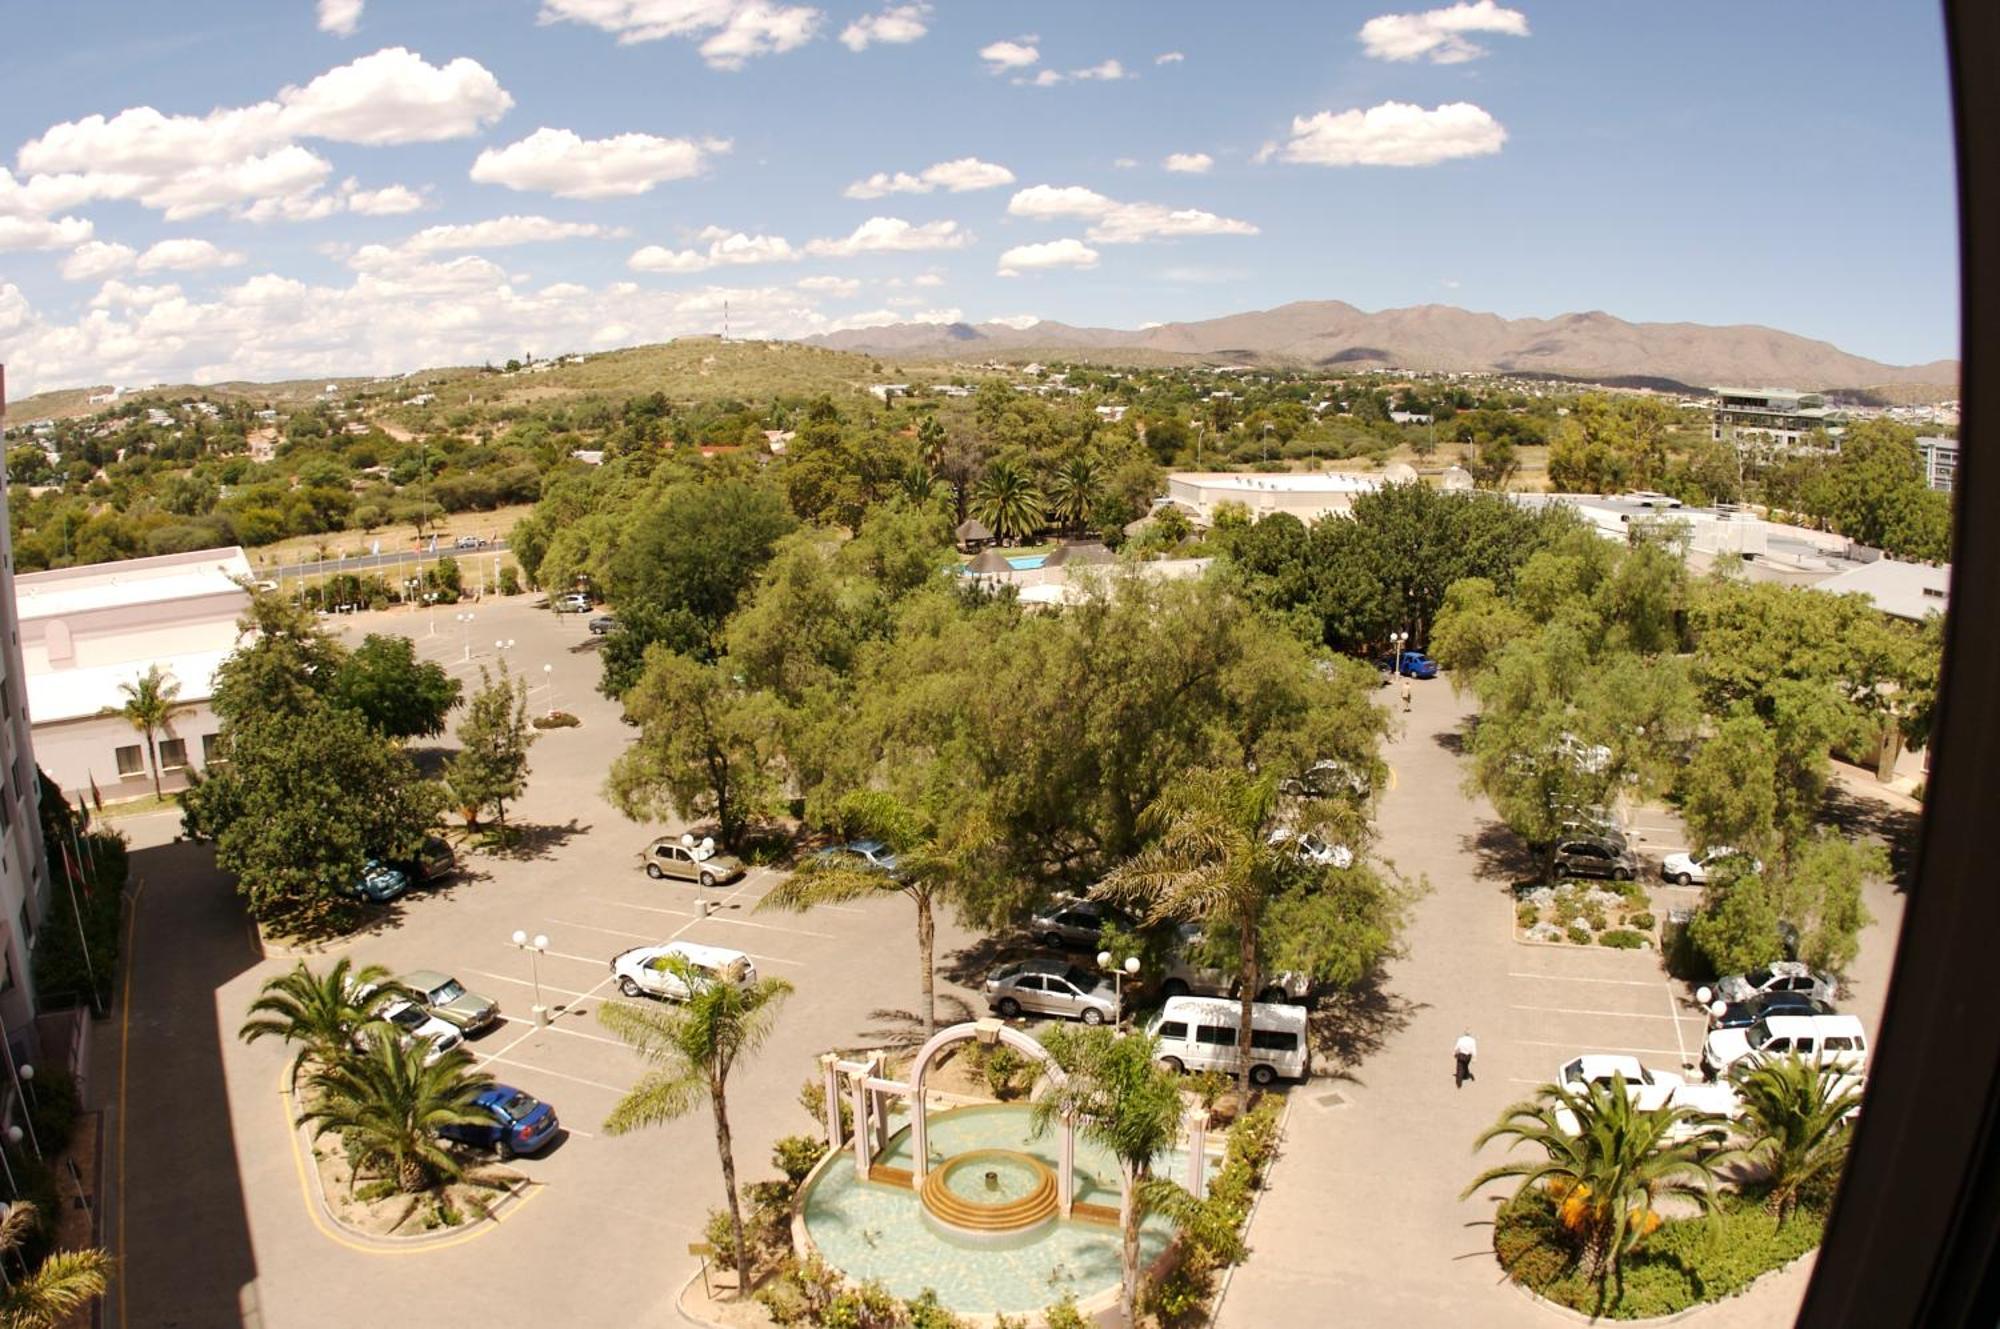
[
  {"x1": 1145, "y1": 995, "x2": 1309, "y2": 1087},
  {"x1": 1701, "y1": 1012, "x2": 1868, "y2": 1082}
]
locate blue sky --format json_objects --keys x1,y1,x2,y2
[{"x1": 0, "y1": 1, "x2": 1959, "y2": 395}]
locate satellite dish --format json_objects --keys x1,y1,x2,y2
[
  {"x1": 681, "y1": 833, "x2": 695, "y2": 848},
  {"x1": 1695, "y1": 986, "x2": 1713, "y2": 1007}
]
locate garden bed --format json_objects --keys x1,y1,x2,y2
[
  {"x1": 1514, "y1": 880, "x2": 1657, "y2": 950},
  {"x1": 1492, "y1": 1188, "x2": 1825, "y2": 1319}
]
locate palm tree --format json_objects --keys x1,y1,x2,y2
[
  {"x1": 1463, "y1": 1076, "x2": 1733, "y2": 1298},
  {"x1": 1045, "y1": 454, "x2": 1103, "y2": 536},
  {"x1": 1731, "y1": 1054, "x2": 1862, "y2": 1222},
  {"x1": 758, "y1": 793, "x2": 991, "y2": 1033},
  {"x1": 1095, "y1": 768, "x2": 1287, "y2": 1100},
  {"x1": 1033, "y1": 1025, "x2": 1186, "y2": 1327},
  {"x1": 0, "y1": 1202, "x2": 112, "y2": 1329},
  {"x1": 114, "y1": 664, "x2": 192, "y2": 800},
  {"x1": 239, "y1": 957, "x2": 395, "y2": 1090},
  {"x1": 297, "y1": 1030, "x2": 493, "y2": 1195},
  {"x1": 971, "y1": 458, "x2": 1045, "y2": 543},
  {"x1": 598, "y1": 957, "x2": 793, "y2": 1295},
  {"x1": 916, "y1": 415, "x2": 948, "y2": 474}
]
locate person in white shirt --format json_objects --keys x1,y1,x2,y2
[{"x1": 1454, "y1": 1030, "x2": 1477, "y2": 1088}]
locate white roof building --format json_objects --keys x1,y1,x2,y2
[
  {"x1": 1816, "y1": 559, "x2": 1951, "y2": 622},
  {"x1": 1166, "y1": 472, "x2": 1382, "y2": 526}
]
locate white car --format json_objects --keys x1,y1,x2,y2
[
  {"x1": 1555, "y1": 1054, "x2": 1737, "y2": 1134},
  {"x1": 376, "y1": 997, "x2": 464, "y2": 1065},
  {"x1": 1267, "y1": 827, "x2": 1354, "y2": 870},
  {"x1": 1160, "y1": 923, "x2": 1311, "y2": 1004},
  {"x1": 1660, "y1": 846, "x2": 1762, "y2": 886},
  {"x1": 610, "y1": 941, "x2": 756, "y2": 1001}
]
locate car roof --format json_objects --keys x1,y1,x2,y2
[
  {"x1": 1758, "y1": 1013, "x2": 1864, "y2": 1035},
  {"x1": 473, "y1": 1084, "x2": 521, "y2": 1107},
  {"x1": 1155, "y1": 994, "x2": 1307, "y2": 1030},
  {"x1": 637, "y1": 940, "x2": 750, "y2": 968},
  {"x1": 401, "y1": 969, "x2": 454, "y2": 987},
  {"x1": 1568, "y1": 1054, "x2": 1645, "y2": 1076}
]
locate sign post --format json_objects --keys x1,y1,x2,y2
[{"x1": 687, "y1": 1241, "x2": 714, "y2": 1297}]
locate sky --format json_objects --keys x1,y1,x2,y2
[{"x1": 0, "y1": 1, "x2": 1961, "y2": 397}]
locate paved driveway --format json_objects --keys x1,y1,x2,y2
[
  {"x1": 1215, "y1": 678, "x2": 1907, "y2": 1329},
  {"x1": 96, "y1": 597, "x2": 987, "y2": 1328}
]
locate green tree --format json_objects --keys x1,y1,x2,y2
[
  {"x1": 113, "y1": 664, "x2": 192, "y2": 801},
  {"x1": 1045, "y1": 454, "x2": 1103, "y2": 536},
  {"x1": 608, "y1": 478, "x2": 797, "y2": 656},
  {"x1": 238, "y1": 957, "x2": 395, "y2": 1089},
  {"x1": 332, "y1": 634, "x2": 462, "y2": 739},
  {"x1": 758, "y1": 792, "x2": 993, "y2": 1032},
  {"x1": 1675, "y1": 712, "x2": 1779, "y2": 861},
  {"x1": 1730, "y1": 1054, "x2": 1862, "y2": 1223},
  {"x1": 971, "y1": 457, "x2": 1045, "y2": 542},
  {"x1": 1464, "y1": 1076, "x2": 1731, "y2": 1299},
  {"x1": 607, "y1": 648, "x2": 780, "y2": 850},
  {"x1": 1033, "y1": 1025, "x2": 1187, "y2": 1328},
  {"x1": 210, "y1": 592, "x2": 347, "y2": 723},
  {"x1": 0, "y1": 1202, "x2": 113, "y2": 1329},
  {"x1": 445, "y1": 664, "x2": 537, "y2": 831},
  {"x1": 598, "y1": 956, "x2": 793, "y2": 1295},
  {"x1": 297, "y1": 1031, "x2": 493, "y2": 1194}
]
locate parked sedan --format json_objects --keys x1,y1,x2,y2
[
  {"x1": 439, "y1": 1085, "x2": 560, "y2": 1159},
  {"x1": 400, "y1": 970, "x2": 499, "y2": 1034},
  {"x1": 393, "y1": 835, "x2": 457, "y2": 886},
  {"x1": 344, "y1": 860, "x2": 410, "y2": 903},
  {"x1": 1267, "y1": 827, "x2": 1355, "y2": 869},
  {"x1": 1660, "y1": 846, "x2": 1762, "y2": 886},
  {"x1": 588, "y1": 614, "x2": 618, "y2": 635},
  {"x1": 985, "y1": 960, "x2": 1119, "y2": 1025},
  {"x1": 1706, "y1": 961, "x2": 1837, "y2": 1006},
  {"x1": 375, "y1": 997, "x2": 463, "y2": 1065},
  {"x1": 1379, "y1": 650, "x2": 1439, "y2": 679},
  {"x1": 1707, "y1": 990, "x2": 1836, "y2": 1030},
  {"x1": 1551, "y1": 835, "x2": 1638, "y2": 882},
  {"x1": 1028, "y1": 896, "x2": 1130, "y2": 950},
  {"x1": 611, "y1": 941, "x2": 756, "y2": 1001},
  {"x1": 554, "y1": 592, "x2": 592, "y2": 613},
  {"x1": 637, "y1": 835, "x2": 746, "y2": 886},
  {"x1": 814, "y1": 839, "x2": 900, "y2": 875}
]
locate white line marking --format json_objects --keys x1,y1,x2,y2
[
  {"x1": 1508, "y1": 972, "x2": 1661, "y2": 988},
  {"x1": 545, "y1": 918, "x2": 657, "y2": 942},
  {"x1": 1509, "y1": 1004, "x2": 1679, "y2": 1022},
  {"x1": 685, "y1": 914, "x2": 834, "y2": 940},
  {"x1": 591, "y1": 898, "x2": 700, "y2": 921},
  {"x1": 461, "y1": 967, "x2": 598, "y2": 1000},
  {"x1": 1509, "y1": 1038, "x2": 1685, "y2": 1058},
  {"x1": 1667, "y1": 982, "x2": 1690, "y2": 1068},
  {"x1": 480, "y1": 1056, "x2": 628, "y2": 1095},
  {"x1": 730, "y1": 949, "x2": 805, "y2": 968},
  {"x1": 493, "y1": 1014, "x2": 632, "y2": 1049}
]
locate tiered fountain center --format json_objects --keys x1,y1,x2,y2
[{"x1": 919, "y1": 1148, "x2": 1058, "y2": 1241}]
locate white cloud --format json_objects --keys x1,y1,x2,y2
[
  {"x1": 987, "y1": 313, "x2": 1040, "y2": 330},
  {"x1": 90, "y1": 279, "x2": 184, "y2": 310},
  {"x1": 1072, "y1": 59, "x2": 1126, "y2": 81},
  {"x1": 1007, "y1": 184, "x2": 1257, "y2": 243},
  {"x1": 1015, "y1": 58, "x2": 1127, "y2": 87},
  {"x1": 1155, "y1": 51, "x2": 1184, "y2": 65},
  {"x1": 796, "y1": 274, "x2": 860, "y2": 296},
  {"x1": 804, "y1": 216, "x2": 972, "y2": 257},
  {"x1": 997, "y1": 238, "x2": 1098, "y2": 276},
  {"x1": 980, "y1": 36, "x2": 1039, "y2": 71},
  {"x1": 1024, "y1": 69, "x2": 1064, "y2": 87},
  {"x1": 342, "y1": 180, "x2": 428, "y2": 215},
  {"x1": 1359, "y1": 0, "x2": 1528, "y2": 64},
  {"x1": 0, "y1": 214, "x2": 94, "y2": 252},
  {"x1": 631, "y1": 228, "x2": 799, "y2": 273},
  {"x1": 1163, "y1": 152, "x2": 1213, "y2": 174},
  {"x1": 392, "y1": 215, "x2": 629, "y2": 255},
  {"x1": 912, "y1": 271, "x2": 945, "y2": 287},
  {"x1": 10, "y1": 48, "x2": 511, "y2": 222},
  {"x1": 840, "y1": 3, "x2": 928, "y2": 51},
  {"x1": 1272, "y1": 101, "x2": 1506, "y2": 166},
  {"x1": 136, "y1": 238, "x2": 247, "y2": 272},
  {"x1": 60, "y1": 240, "x2": 136, "y2": 281},
  {"x1": 471, "y1": 127, "x2": 728, "y2": 199},
  {"x1": 843, "y1": 156, "x2": 1013, "y2": 199},
  {"x1": 1112, "y1": 157, "x2": 1138, "y2": 169},
  {"x1": 540, "y1": 0, "x2": 822, "y2": 69},
  {"x1": 318, "y1": 0, "x2": 363, "y2": 35}
]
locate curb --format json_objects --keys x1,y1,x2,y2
[
  {"x1": 1204, "y1": 1087, "x2": 1296, "y2": 1328},
  {"x1": 1497, "y1": 1245, "x2": 1820, "y2": 1324}
]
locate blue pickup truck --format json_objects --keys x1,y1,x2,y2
[{"x1": 1381, "y1": 650, "x2": 1439, "y2": 680}]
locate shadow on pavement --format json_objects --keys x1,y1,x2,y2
[
  {"x1": 1308, "y1": 971, "x2": 1427, "y2": 1075},
  {"x1": 112, "y1": 838, "x2": 261, "y2": 1327},
  {"x1": 480, "y1": 818, "x2": 590, "y2": 861},
  {"x1": 1431, "y1": 728, "x2": 1468, "y2": 757},
  {"x1": 1818, "y1": 786, "x2": 1923, "y2": 892},
  {"x1": 938, "y1": 933, "x2": 1029, "y2": 985},
  {"x1": 1462, "y1": 820, "x2": 1542, "y2": 887},
  {"x1": 845, "y1": 997, "x2": 978, "y2": 1057}
]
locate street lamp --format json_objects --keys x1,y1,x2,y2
[
  {"x1": 495, "y1": 638, "x2": 515, "y2": 657},
  {"x1": 1096, "y1": 950, "x2": 1142, "y2": 1026},
  {"x1": 511, "y1": 930, "x2": 550, "y2": 1026},
  {"x1": 543, "y1": 662, "x2": 555, "y2": 717},
  {"x1": 1389, "y1": 630, "x2": 1408, "y2": 675},
  {"x1": 455, "y1": 610, "x2": 475, "y2": 662}
]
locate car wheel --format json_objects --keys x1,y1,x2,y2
[
  {"x1": 1160, "y1": 1057, "x2": 1185, "y2": 1075},
  {"x1": 1081, "y1": 1007, "x2": 1105, "y2": 1026},
  {"x1": 1258, "y1": 985, "x2": 1289, "y2": 1004},
  {"x1": 1250, "y1": 1064, "x2": 1278, "y2": 1088},
  {"x1": 1613, "y1": 867, "x2": 1633, "y2": 882},
  {"x1": 1041, "y1": 932, "x2": 1065, "y2": 950},
  {"x1": 496, "y1": 1138, "x2": 515, "y2": 1161},
  {"x1": 699, "y1": 871, "x2": 716, "y2": 887},
  {"x1": 996, "y1": 997, "x2": 1022, "y2": 1019},
  {"x1": 1673, "y1": 872, "x2": 1693, "y2": 887},
  {"x1": 619, "y1": 977, "x2": 642, "y2": 998},
  {"x1": 1162, "y1": 979, "x2": 1190, "y2": 998},
  {"x1": 645, "y1": 863, "x2": 665, "y2": 880}
]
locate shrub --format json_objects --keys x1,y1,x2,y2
[
  {"x1": 1043, "y1": 1294, "x2": 1090, "y2": 1329},
  {"x1": 1516, "y1": 902, "x2": 1539, "y2": 929},
  {"x1": 1553, "y1": 893, "x2": 1581, "y2": 927},
  {"x1": 1583, "y1": 904, "x2": 1608, "y2": 932},
  {"x1": 1599, "y1": 928, "x2": 1648, "y2": 950},
  {"x1": 773, "y1": 1134, "x2": 828, "y2": 1186},
  {"x1": 702, "y1": 1206, "x2": 741, "y2": 1269},
  {"x1": 531, "y1": 710, "x2": 581, "y2": 729},
  {"x1": 1226, "y1": 1096, "x2": 1283, "y2": 1184},
  {"x1": 25, "y1": 1066, "x2": 80, "y2": 1153},
  {"x1": 1566, "y1": 922, "x2": 1593, "y2": 945},
  {"x1": 1627, "y1": 911, "x2": 1656, "y2": 931},
  {"x1": 904, "y1": 1290, "x2": 967, "y2": 1329},
  {"x1": 983, "y1": 1045, "x2": 1032, "y2": 1100},
  {"x1": 498, "y1": 564, "x2": 521, "y2": 596},
  {"x1": 354, "y1": 1178, "x2": 397, "y2": 1203}
]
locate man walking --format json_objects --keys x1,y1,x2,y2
[
  {"x1": 1401, "y1": 678, "x2": 1413, "y2": 713},
  {"x1": 1454, "y1": 1029, "x2": 1477, "y2": 1088}
]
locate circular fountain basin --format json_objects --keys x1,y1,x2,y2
[{"x1": 919, "y1": 1148, "x2": 1058, "y2": 1242}]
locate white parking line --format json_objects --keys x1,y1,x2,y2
[
  {"x1": 728, "y1": 948, "x2": 806, "y2": 968},
  {"x1": 594, "y1": 896, "x2": 843, "y2": 936},
  {"x1": 545, "y1": 918, "x2": 657, "y2": 942},
  {"x1": 481, "y1": 1055, "x2": 629, "y2": 1095},
  {"x1": 1667, "y1": 984, "x2": 1691, "y2": 1067},
  {"x1": 1508, "y1": 972, "x2": 1661, "y2": 988},
  {"x1": 690, "y1": 914, "x2": 834, "y2": 940},
  {"x1": 461, "y1": 967, "x2": 598, "y2": 1001},
  {"x1": 1510, "y1": 1038, "x2": 1686, "y2": 1058},
  {"x1": 1510, "y1": 1004, "x2": 1679, "y2": 1022},
  {"x1": 494, "y1": 1014, "x2": 632, "y2": 1049}
]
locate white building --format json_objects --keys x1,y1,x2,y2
[
  {"x1": 1165, "y1": 472, "x2": 1382, "y2": 526},
  {"x1": 15, "y1": 547, "x2": 253, "y2": 801},
  {"x1": 1916, "y1": 436, "x2": 1959, "y2": 493}
]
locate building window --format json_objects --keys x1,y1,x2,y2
[
  {"x1": 114, "y1": 745, "x2": 145, "y2": 778},
  {"x1": 201, "y1": 733, "x2": 223, "y2": 765},
  {"x1": 157, "y1": 739, "x2": 188, "y2": 771}
]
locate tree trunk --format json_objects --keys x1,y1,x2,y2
[
  {"x1": 396, "y1": 1154, "x2": 427, "y2": 1193},
  {"x1": 1236, "y1": 919, "x2": 1259, "y2": 1103},
  {"x1": 146, "y1": 730, "x2": 162, "y2": 801},
  {"x1": 1119, "y1": 1159, "x2": 1141, "y2": 1327},
  {"x1": 712, "y1": 1077, "x2": 751, "y2": 1294},
  {"x1": 916, "y1": 891, "x2": 936, "y2": 1033}
]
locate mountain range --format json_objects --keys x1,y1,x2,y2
[{"x1": 805, "y1": 300, "x2": 1958, "y2": 394}]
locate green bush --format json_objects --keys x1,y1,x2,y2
[
  {"x1": 1566, "y1": 922, "x2": 1593, "y2": 945},
  {"x1": 1554, "y1": 893, "x2": 1581, "y2": 927},
  {"x1": 773, "y1": 1133, "x2": 828, "y2": 1185},
  {"x1": 1226, "y1": 1096, "x2": 1283, "y2": 1184},
  {"x1": 983, "y1": 1045, "x2": 1032, "y2": 1100},
  {"x1": 1626, "y1": 911, "x2": 1656, "y2": 931},
  {"x1": 499, "y1": 565, "x2": 521, "y2": 596},
  {"x1": 1599, "y1": 928, "x2": 1648, "y2": 950},
  {"x1": 25, "y1": 1066, "x2": 80, "y2": 1153},
  {"x1": 904, "y1": 1289, "x2": 967, "y2": 1329},
  {"x1": 1042, "y1": 1294, "x2": 1090, "y2": 1329},
  {"x1": 1516, "y1": 902, "x2": 1539, "y2": 928},
  {"x1": 354, "y1": 1178, "x2": 397, "y2": 1203},
  {"x1": 702, "y1": 1206, "x2": 741, "y2": 1268}
]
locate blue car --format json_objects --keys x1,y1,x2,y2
[
  {"x1": 346, "y1": 860, "x2": 410, "y2": 903},
  {"x1": 439, "y1": 1085, "x2": 561, "y2": 1159},
  {"x1": 1382, "y1": 650, "x2": 1439, "y2": 680}
]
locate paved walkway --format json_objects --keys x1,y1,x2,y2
[{"x1": 1215, "y1": 683, "x2": 1820, "y2": 1329}]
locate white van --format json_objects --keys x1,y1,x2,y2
[
  {"x1": 1701, "y1": 1012, "x2": 1868, "y2": 1082},
  {"x1": 1145, "y1": 995, "x2": 1309, "y2": 1087}
]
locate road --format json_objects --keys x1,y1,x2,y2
[{"x1": 264, "y1": 541, "x2": 509, "y2": 583}]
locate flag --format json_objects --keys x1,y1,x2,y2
[{"x1": 88, "y1": 774, "x2": 103, "y2": 815}]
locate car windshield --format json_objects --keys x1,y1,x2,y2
[
  {"x1": 1064, "y1": 967, "x2": 1100, "y2": 991},
  {"x1": 500, "y1": 1091, "x2": 541, "y2": 1118},
  {"x1": 431, "y1": 980, "x2": 465, "y2": 1003},
  {"x1": 387, "y1": 1005, "x2": 424, "y2": 1031},
  {"x1": 1744, "y1": 968, "x2": 1775, "y2": 989}
]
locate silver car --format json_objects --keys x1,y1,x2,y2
[{"x1": 985, "y1": 959, "x2": 1119, "y2": 1024}]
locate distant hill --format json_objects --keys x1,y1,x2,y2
[{"x1": 805, "y1": 300, "x2": 1959, "y2": 396}]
